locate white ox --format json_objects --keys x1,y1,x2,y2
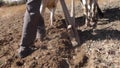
[
  {"x1": 40, "y1": 0, "x2": 76, "y2": 26},
  {"x1": 40, "y1": 0, "x2": 58, "y2": 26}
]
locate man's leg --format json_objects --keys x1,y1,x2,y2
[{"x1": 18, "y1": 0, "x2": 45, "y2": 58}]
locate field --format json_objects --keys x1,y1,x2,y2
[{"x1": 0, "y1": 0, "x2": 120, "y2": 68}]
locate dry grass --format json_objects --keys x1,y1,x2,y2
[{"x1": 0, "y1": 4, "x2": 25, "y2": 18}]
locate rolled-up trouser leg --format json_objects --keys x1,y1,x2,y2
[{"x1": 20, "y1": 0, "x2": 44, "y2": 47}]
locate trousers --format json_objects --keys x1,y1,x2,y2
[{"x1": 19, "y1": 0, "x2": 45, "y2": 47}]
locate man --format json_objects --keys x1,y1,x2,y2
[{"x1": 18, "y1": 0, "x2": 46, "y2": 58}]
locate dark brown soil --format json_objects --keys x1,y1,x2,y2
[{"x1": 0, "y1": 0, "x2": 120, "y2": 68}]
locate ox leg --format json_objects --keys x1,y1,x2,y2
[
  {"x1": 40, "y1": 0, "x2": 46, "y2": 16},
  {"x1": 91, "y1": 0, "x2": 98, "y2": 28},
  {"x1": 71, "y1": 0, "x2": 75, "y2": 24},
  {"x1": 84, "y1": 4, "x2": 91, "y2": 28},
  {"x1": 90, "y1": 0, "x2": 95, "y2": 26},
  {"x1": 50, "y1": 0, "x2": 58, "y2": 26},
  {"x1": 50, "y1": 8, "x2": 55, "y2": 26}
]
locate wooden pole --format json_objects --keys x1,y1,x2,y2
[{"x1": 60, "y1": 0, "x2": 80, "y2": 46}]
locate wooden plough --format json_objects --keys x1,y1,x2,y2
[{"x1": 60, "y1": 0, "x2": 80, "y2": 46}]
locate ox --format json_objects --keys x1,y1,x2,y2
[{"x1": 80, "y1": 0, "x2": 104, "y2": 28}]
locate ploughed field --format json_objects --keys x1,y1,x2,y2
[{"x1": 0, "y1": 0, "x2": 120, "y2": 68}]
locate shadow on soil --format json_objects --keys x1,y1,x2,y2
[
  {"x1": 73, "y1": 7, "x2": 120, "y2": 46},
  {"x1": 79, "y1": 29, "x2": 120, "y2": 43},
  {"x1": 56, "y1": 7, "x2": 120, "y2": 48},
  {"x1": 103, "y1": 7, "x2": 120, "y2": 22},
  {"x1": 75, "y1": 7, "x2": 120, "y2": 26}
]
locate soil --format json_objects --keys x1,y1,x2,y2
[{"x1": 0, "y1": 0, "x2": 120, "y2": 68}]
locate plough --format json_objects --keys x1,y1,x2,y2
[{"x1": 60, "y1": 0, "x2": 80, "y2": 46}]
